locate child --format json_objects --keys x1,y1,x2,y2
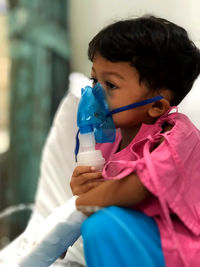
[{"x1": 70, "y1": 16, "x2": 200, "y2": 267}]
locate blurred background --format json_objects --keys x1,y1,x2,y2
[{"x1": 0, "y1": 0, "x2": 199, "y2": 248}]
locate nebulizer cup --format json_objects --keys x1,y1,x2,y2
[{"x1": 77, "y1": 131, "x2": 105, "y2": 171}]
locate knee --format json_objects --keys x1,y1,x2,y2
[{"x1": 81, "y1": 206, "x2": 120, "y2": 240}]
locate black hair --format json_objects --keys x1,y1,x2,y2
[{"x1": 88, "y1": 15, "x2": 200, "y2": 105}]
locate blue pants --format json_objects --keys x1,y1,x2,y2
[{"x1": 81, "y1": 206, "x2": 165, "y2": 267}]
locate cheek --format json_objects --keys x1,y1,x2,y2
[
  {"x1": 106, "y1": 95, "x2": 125, "y2": 112},
  {"x1": 111, "y1": 109, "x2": 145, "y2": 127},
  {"x1": 106, "y1": 97, "x2": 116, "y2": 111},
  {"x1": 111, "y1": 111, "x2": 133, "y2": 127}
]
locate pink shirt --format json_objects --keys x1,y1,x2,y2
[{"x1": 96, "y1": 108, "x2": 200, "y2": 267}]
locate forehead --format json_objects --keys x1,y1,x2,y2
[{"x1": 92, "y1": 54, "x2": 139, "y2": 80}]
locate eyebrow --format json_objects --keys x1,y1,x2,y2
[{"x1": 92, "y1": 67, "x2": 125, "y2": 80}]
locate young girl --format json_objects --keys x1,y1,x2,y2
[{"x1": 70, "y1": 16, "x2": 200, "y2": 267}]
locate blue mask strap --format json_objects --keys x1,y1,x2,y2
[
  {"x1": 110, "y1": 95, "x2": 164, "y2": 115},
  {"x1": 75, "y1": 129, "x2": 80, "y2": 162}
]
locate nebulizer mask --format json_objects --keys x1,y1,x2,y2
[{"x1": 75, "y1": 82, "x2": 163, "y2": 166}]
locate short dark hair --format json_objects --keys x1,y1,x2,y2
[{"x1": 88, "y1": 15, "x2": 200, "y2": 105}]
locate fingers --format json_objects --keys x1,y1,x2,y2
[
  {"x1": 70, "y1": 165, "x2": 104, "y2": 196},
  {"x1": 72, "y1": 181, "x2": 103, "y2": 195},
  {"x1": 72, "y1": 166, "x2": 94, "y2": 177},
  {"x1": 72, "y1": 166, "x2": 102, "y2": 184},
  {"x1": 73, "y1": 171, "x2": 103, "y2": 185},
  {"x1": 70, "y1": 172, "x2": 102, "y2": 191}
]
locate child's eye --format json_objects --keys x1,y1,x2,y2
[
  {"x1": 89, "y1": 77, "x2": 98, "y2": 87},
  {"x1": 105, "y1": 81, "x2": 117, "y2": 90}
]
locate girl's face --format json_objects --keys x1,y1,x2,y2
[{"x1": 91, "y1": 54, "x2": 156, "y2": 129}]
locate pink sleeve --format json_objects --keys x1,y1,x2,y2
[
  {"x1": 103, "y1": 122, "x2": 200, "y2": 236},
  {"x1": 136, "y1": 129, "x2": 200, "y2": 236}
]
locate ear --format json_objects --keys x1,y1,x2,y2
[{"x1": 148, "y1": 99, "x2": 170, "y2": 118}]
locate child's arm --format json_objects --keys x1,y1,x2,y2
[
  {"x1": 72, "y1": 125, "x2": 173, "y2": 212},
  {"x1": 74, "y1": 170, "x2": 151, "y2": 211}
]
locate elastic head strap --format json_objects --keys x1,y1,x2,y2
[{"x1": 110, "y1": 95, "x2": 164, "y2": 115}]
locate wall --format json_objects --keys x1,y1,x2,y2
[{"x1": 69, "y1": 0, "x2": 200, "y2": 76}]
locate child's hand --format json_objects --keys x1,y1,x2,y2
[{"x1": 70, "y1": 166, "x2": 104, "y2": 196}]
